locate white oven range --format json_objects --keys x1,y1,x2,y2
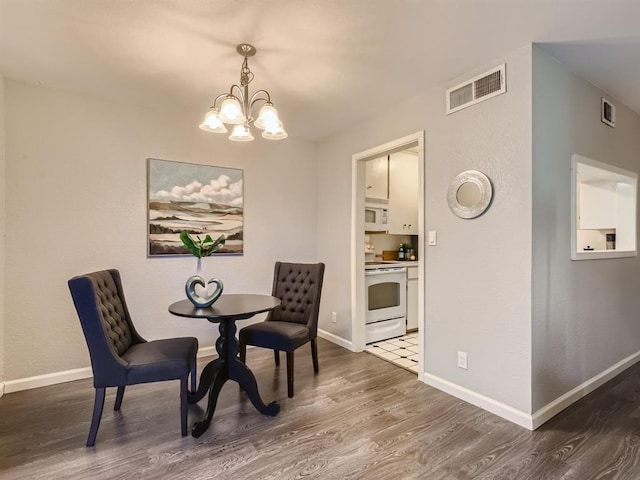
[{"x1": 364, "y1": 263, "x2": 407, "y2": 344}]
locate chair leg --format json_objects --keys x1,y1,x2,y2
[
  {"x1": 114, "y1": 386, "x2": 125, "y2": 411},
  {"x1": 311, "y1": 338, "x2": 319, "y2": 374},
  {"x1": 180, "y1": 376, "x2": 188, "y2": 437},
  {"x1": 87, "y1": 387, "x2": 106, "y2": 447},
  {"x1": 191, "y1": 361, "x2": 197, "y2": 392},
  {"x1": 286, "y1": 352, "x2": 294, "y2": 398},
  {"x1": 274, "y1": 350, "x2": 280, "y2": 366},
  {"x1": 239, "y1": 342, "x2": 246, "y2": 364}
]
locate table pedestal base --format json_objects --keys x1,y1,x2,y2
[{"x1": 188, "y1": 319, "x2": 279, "y2": 438}]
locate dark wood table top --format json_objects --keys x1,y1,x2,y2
[{"x1": 168, "y1": 294, "x2": 280, "y2": 322}]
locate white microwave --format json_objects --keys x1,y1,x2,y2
[{"x1": 365, "y1": 204, "x2": 389, "y2": 231}]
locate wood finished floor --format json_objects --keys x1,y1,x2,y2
[{"x1": 1, "y1": 338, "x2": 640, "y2": 479}]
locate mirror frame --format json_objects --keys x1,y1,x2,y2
[{"x1": 447, "y1": 170, "x2": 493, "y2": 219}]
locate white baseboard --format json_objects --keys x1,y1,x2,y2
[
  {"x1": 197, "y1": 346, "x2": 217, "y2": 358},
  {"x1": 531, "y1": 348, "x2": 640, "y2": 429},
  {"x1": 424, "y1": 348, "x2": 640, "y2": 431},
  {"x1": 423, "y1": 373, "x2": 534, "y2": 429},
  {"x1": 3, "y1": 346, "x2": 219, "y2": 395},
  {"x1": 318, "y1": 329, "x2": 354, "y2": 351},
  {"x1": 4, "y1": 367, "x2": 93, "y2": 394}
]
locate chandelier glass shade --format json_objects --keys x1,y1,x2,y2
[
  {"x1": 199, "y1": 44, "x2": 287, "y2": 141},
  {"x1": 229, "y1": 124, "x2": 254, "y2": 142}
]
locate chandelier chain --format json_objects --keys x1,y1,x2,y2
[{"x1": 240, "y1": 57, "x2": 254, "y2": 87}]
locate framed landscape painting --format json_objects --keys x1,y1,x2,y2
[{"x1": 147, "y1": 158, "x2": 243, "y2": 256}]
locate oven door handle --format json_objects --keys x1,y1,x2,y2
[{"x1": 365, "y1": 269, "x2": 406, "y2": 276}]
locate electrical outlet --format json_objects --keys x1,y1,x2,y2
[
  {"x1": 457, "y1": 351, "x2": 468, "y2": 370},
  {"x1": 332, "y1": 312, "x2": 337, "y2": 323}
]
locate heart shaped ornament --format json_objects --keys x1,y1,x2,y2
[{"x1": 185, "y1": 275, "x2": 224, "y2": 308}]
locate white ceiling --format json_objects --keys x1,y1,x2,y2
[{"x1": 1, "y1": 0, "x2": 639, "y2": 141}]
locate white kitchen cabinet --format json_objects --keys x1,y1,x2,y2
[
  {"x1": 406, "y1": 265, "x2": 419, "y2": 331},
  {"x1": 365, "y1": 156, "x2": 388, "y2": 200},
  {"x1": 578, "y1": 181, "x2": 616, "y2": 229},
  {"x1": 389, "y1": 152, "x2": 419, "y2": 234}
]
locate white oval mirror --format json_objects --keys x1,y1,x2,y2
[{"x1": 447, "y1": 170, "x2": 493, "y2": 219}]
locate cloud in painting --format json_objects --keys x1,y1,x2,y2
[{"x1": 153, "y1": 175, "x2": 243, "y2": 207}]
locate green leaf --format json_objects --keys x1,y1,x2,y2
[
  {"x1": 180, "y1": 230, "x2": 202, "y2": 257},
  {"x1": 212, "y1": 235, "x2": 226, "y2": 251},
  {"x1": 206, "y1": 234, "x2": 226, "y2": 256},
  {"x1": 180, "y1": 230, "x2": 226, "y2": 257}
]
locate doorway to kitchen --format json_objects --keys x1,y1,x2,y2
[{"x1": 351, "y1": 132, "x2": 425, "y2": 380}]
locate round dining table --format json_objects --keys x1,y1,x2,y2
[{"x1": 169, "y1": 294, "x2": 281, "y2": 438}]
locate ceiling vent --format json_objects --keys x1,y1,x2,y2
[
  {"x1": 446, "y1": 64, "x2": 506, "y2": 115},
  {"x1": 601, "y1": 98, "x2": 616, "y2": 128}
]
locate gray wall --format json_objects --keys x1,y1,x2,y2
[
  {"x1": 0, "y1": 76, "x2": 5, "y2": 388},
  {"x1": 2, "y1": 80, "x2": 319, "y2": 381},
  {"x1": 318, "y1": 45, "x2": 533, "y2": 413},
  {"x1": 532, "y1": 46, "x2": 640, "y2": 411},
  {"x1": 425, "y1": 46, "x2": 532, "y2": 412}
]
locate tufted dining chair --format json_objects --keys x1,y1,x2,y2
[
  {"x1": 68, "y1": 269, "x2": 198, "y2": 446},
  {"x1": 239, "y1": 262, "x2": 325, "y2": 398}
]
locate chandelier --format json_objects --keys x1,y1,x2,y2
[{"x1": 199, "y1": 43, "x2": 287, "y2": 141}]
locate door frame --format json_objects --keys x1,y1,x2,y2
[{"x1": 351, "y1": 131, "x2": 425, "y2": 381}]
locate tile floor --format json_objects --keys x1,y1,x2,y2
[{"x1": 364, "y1": 332, "x2": 419, "y2": 374}]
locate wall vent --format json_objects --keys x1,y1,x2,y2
[
  {"x1": 446, "y1": 64, "x2": 506, "y2": 114},
  {"x1": 601, "y1": 98, "x2": 616, "y2": 128}
]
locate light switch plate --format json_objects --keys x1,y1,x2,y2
[{"x1": 428, "y1": 230, "x2": 437, "y2": 246}]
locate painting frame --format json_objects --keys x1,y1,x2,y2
[{"x1": 147, "y1": 158, "x2": 244, "y2": 257}]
